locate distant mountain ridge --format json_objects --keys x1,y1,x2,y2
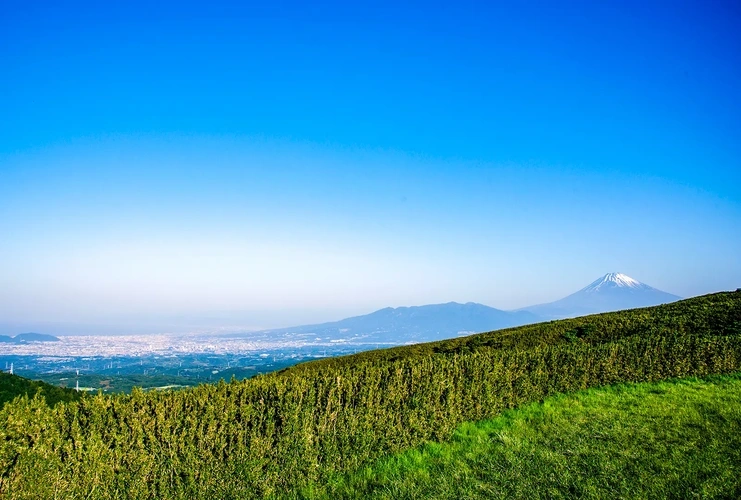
[
  {"x1": 0, "y1": 333, "x2": 60, "y2": 343},
  {"x1": 251, "y1": 273, "x2": 682, "y2": 344},
  {"x1": 260, "y1": 302, "x2": 540, "y2": 343},
  {"x1": 519, "y1": 273, "x2": 681, "y2": 319}
]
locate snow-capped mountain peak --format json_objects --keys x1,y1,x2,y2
[
  {"x1": 581, "y1": 273, "x2": 648, "y2": 292},
  {"x1": 520, "y1": 273, "x2": 681, "y2": 319}
]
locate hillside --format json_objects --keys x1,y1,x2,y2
[
  {"x1": 13, "y1": 332, "x2": 60, "y2": 342},
  {"x1": 1, "y1": 290, "x2": 740, "y2": 499},
  {"x1": 0, "y1": 372, "x2": 81, "y2": 407},
  {"x1": 312, "y1": 373, "x2": 741, "y2": 499},
  {"x1": 0, "y1": 333, "x2": 60, "y2": 343}
]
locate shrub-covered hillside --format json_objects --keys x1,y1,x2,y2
[
  {"x1": 0, "y1": 372, "x2": 81, "y2": 408},
  {"x1": 1, "y1": 290, "x2": 740, "y2": 499},
  {"x1": 309, "y1": 373, "x2": 741, "y2": 499}
]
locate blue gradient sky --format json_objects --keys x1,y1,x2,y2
[{"x1": 1, "y1": 1, "x2": 740, "y2": 334}]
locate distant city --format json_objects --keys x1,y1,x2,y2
[{"x1": 0, "y1": 330, "x2": 394, "y2": 392}]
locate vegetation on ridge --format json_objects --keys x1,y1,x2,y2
[
  {"x1": 1, "y1": 291, "x2": 740, "y2": 498},
  {"x1": 0, "y1": 372, "x2": 81, "y2": 408},
  {"x1": 283, "y1": 291, "x2": 741, "y2": 373}
]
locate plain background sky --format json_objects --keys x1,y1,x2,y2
[{"x1": 1, "y1": 0, "x2": 740, "y2": 334}]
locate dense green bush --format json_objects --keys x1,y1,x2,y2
[{"x1": 1, "y1": 291, "x2": 740, "y2": 499}]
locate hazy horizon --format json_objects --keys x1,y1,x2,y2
[
  {"x1": 2, "y1": 1, "x2": 740, "y2": 336},
  {"x1": 0, "y1": 273, "x2": 726, "y2": 336}
]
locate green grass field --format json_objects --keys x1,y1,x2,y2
[{"x1": 307, "y1": 373, "x2": 741, "y2": 499}]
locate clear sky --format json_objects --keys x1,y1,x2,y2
[{"x1": 1, "y1": 0, "x2": 740, "y2": 334}]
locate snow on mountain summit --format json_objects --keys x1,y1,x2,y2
[
  {"x1": 580, "y1": 273, "x2": 652, "y2": 292},
  {"x1": 520, "y1": 273, "x2": 681, "y2": 319}
]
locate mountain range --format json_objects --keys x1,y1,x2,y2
[
  {"x1": 256, "y1": 273, "x2": 682, "y2": 343},
  {"x1": 262, "y1": 302, "x2": 540, "y2": 343}
]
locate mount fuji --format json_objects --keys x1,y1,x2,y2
[{"x1": 519, "y1": 273, "x2": 682, "y2": 319}]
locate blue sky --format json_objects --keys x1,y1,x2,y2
[{"x1": 1, "y1": 0, "x2": 740, "y2": 334}]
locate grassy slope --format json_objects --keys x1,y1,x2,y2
[
  {"x1": 0, "y1": 372, "x2": 81, "y2": 407},
  {"x1": 307, "y1": 373, "x2": 741, "y2": 500}
]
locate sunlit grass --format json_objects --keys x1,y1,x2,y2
[{"x1": 304, "y1": 373, "x2": 741, "y2": 499}]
